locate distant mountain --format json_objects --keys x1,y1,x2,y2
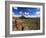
[
  {"x1": 19, "y1": 16, "x2": 26, "y2": 19},
  {"x1": 18, "y1": 16, "x2": 40, "y2": 19}
]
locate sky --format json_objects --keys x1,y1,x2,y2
[{"x1": 12, "y1": 7, "x2": 40, "y2": 17}]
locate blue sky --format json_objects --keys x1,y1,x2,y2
[{"x1": 12, "y1": 7, "x2": 40, "y2": 16}]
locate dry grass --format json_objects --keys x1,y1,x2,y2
[{"x1": 12, "y1": 16, "x2": 40, "y2": 31}]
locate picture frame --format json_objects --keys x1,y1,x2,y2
[{"x1": 5, "y1": 1, "x2": 45, "y2": 37}]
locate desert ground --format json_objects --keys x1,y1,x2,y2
[{"x1": 12, "y1": 16, "x2": 40, "y2": 31}]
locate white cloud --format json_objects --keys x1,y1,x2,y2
[
  {"x1": 19, "y1": 11, "x2": 22, "y2": 14},
  {"x1": 14, "y1": 7, "x2": 18, "y2": 10},
  {"x1": 24, "y1": 12, "x2": 40, "y2": 18},
  {"x1": 36, "y1": 12, "x2": 40, "y2": 15},
  {"x1": 12, "y1": 12, "x2": 22, "y2": 17},
  {"x1": 24, "y1": 15, "x2": 40, "y2": 18},
  {"x1": 25, "y1": 12, "x2": 29, "y2": 15},
  {"x1": 13, "y1": 15, "x2": 22, "y2": 17},
  {"x1": 12, "y1": 12, "x2": 15, "y2": 16}
]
